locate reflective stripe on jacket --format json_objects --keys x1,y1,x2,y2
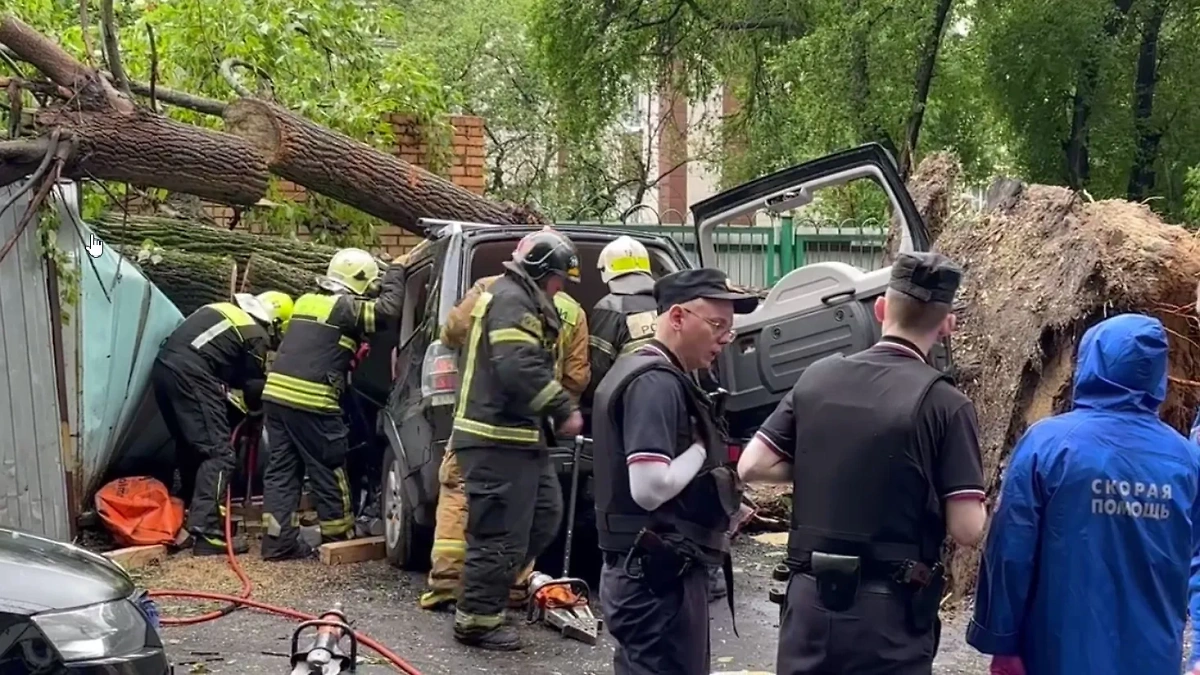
[
  {"x1": 448, "y1": 267, "x2": 574, "y2": 449},
  {"x1": 443, "y1": 274, "x2": 590, "y2": 401},
  {"x1": 264, "y1": 264, "x2": 405, "y2": 413},
  {"x1": 159, "y1": 302, "x2": 269, "y2": 393}
]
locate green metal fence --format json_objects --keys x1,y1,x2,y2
[{"x1": 563, "y1": 218, "x2": 889, "y2": 289}]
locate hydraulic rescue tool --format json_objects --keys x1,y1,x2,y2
[
  {"x1": 526, "y1": 572, "x2": 603, "y2": 645},
  {"x1": 290, "y1": 603, "x2": 358, "y2": 675}
]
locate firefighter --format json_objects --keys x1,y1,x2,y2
[
  {"x1": 259, "y1": 248, "x2": 405, "y2": 561},
  {"x1": 152, "y1": 291, "x2": 293, "y2": 556},
  {"x1": 419, "y1": 254, "x2": 590, "y2": 612},
  {"x1": 583, "y1": 235, "x2": 657, "y2": 405},
  {"x1": 450, "y1": 229, "x2": 585, "y2": 650}
]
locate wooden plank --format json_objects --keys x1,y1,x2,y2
[
  {"x1": 104, "y1": 544, "x2": 167, "y2": 571},
  {"x1": 318, "y1": 536, "x2": 385, "y2": 565}
]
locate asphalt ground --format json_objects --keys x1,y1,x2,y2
[{"x1": 142, "y1": 537, "x2": 992, "y2": 674}]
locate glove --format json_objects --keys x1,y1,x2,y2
[{"x1": 989, "y1": 656, "x2": 1026, "y2": 675}]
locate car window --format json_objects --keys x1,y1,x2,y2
[{"x1": 399, "y1": 262, "x2": 432, "y2": 344}]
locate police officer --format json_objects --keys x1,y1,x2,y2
[
  {"x1": 584, "y1": 236, "x2": 657, "y2": 404},
  {"x1": 593, "y1": 267, "x2": 757, "y2": 675},
  {"x1": 152, "y1": 290, "x2": 293, "y2": 556},
  {"x1": 260, "y1": 248, "x2": 405, "y2": 561},
  {"x1": 737, "y1": 252, "x2": 987, "y2": 674},
  {"x1": 419, "y1": 241, "x2": 591, "y2": 612},
  {"x1": 451, "y1": 229, "x2": 585, "y2": 650}
]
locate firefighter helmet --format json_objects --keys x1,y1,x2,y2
[
  {"x1": 234, "y1": 292, "x2": 274, "y2": 326},
  {"x1": 256, "y1": 290, "x2": 294, "y2": 333},
  {"x1": 321, "y1": 248, "x2": 380, "y2": 295},
  {"x1": 513, "y1": 228, "x2": 581, "y2": 284},
  {"x1": 598, "y1": 235, "x2": 652, "y2": 284}
]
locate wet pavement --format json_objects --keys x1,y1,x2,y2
[{"x1": 157, "y1": 539, "x2": 990, "y2": 674}]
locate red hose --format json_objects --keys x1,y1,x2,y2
[{"x1": 148, "y1": 420, "x2": 424, "y2": 675}]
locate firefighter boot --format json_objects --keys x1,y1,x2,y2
[
  {"x1": 453, "y1": 622, "x2": 521, "y2": 652},
  {"x1": 193, "y1": 534, "x2": 250, "y2": 557}
]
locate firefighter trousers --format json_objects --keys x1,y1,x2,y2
[
  {"x1": 423, "y1": 449, "x2": 536, "y2": 608},
  {"x1": 260, "y1": 402, "x2": 355, "y2": 559},
  {"x1": 455, "y1": 446, "x2": 562, "y2": 628},
  {"x1": 151, "y1": 355, "x2": 233, "y2": 543}
]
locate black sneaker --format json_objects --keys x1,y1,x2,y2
[
  {"x1": 193, "y1": 536, "x2": 249, "y2": 557},
  {"x1": 453, "y1": 624, "x2": 521, "y2": 651}
]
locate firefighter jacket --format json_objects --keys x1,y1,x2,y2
[
  {"x1": 159, "y1": 302, "x2": 271, "y2": 409},
  {"x1": 584, "y1": 287, "x2": 657, "y2": 405},
  {"x1": 442, "y1": 274, "x2": 591, "y2": 401},
  {"x1": 263, "y1": 264, "x2": 405, "y2": 414},
  {"x1": 447, "y1": 264, "x2": 574, "y2": 450}
]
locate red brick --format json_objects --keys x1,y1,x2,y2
[
  {"x1": 464, "y1": 155, "x2": 485, "y2": 168},
  {"x1": 448, "y1": 165, "x2": 466, "y2": 177},
  {"x1": 466, "y1": 145, "x2": 485, "y2": 158}
]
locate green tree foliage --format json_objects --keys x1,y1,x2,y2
[{"x1": 11, "y1": 0, "x2": 454, "y2": 244}]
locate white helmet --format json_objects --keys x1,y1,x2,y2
[
  {"x1": 598, "y1": 236, "x2": 652, "y2": 284},
  {"x1": 234, "y1": 292, "x2": 274, "y2": 325},
  {"x1": 318, "y1": 247, "x2": 380, "y2": 296}
]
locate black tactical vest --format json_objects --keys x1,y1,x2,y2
[
  {"x1": 592, "y1": 344, "x2": 736, "y2": 564},
  {"x1": 786, "y1": 347, "x2": 950, "y2": 570}
]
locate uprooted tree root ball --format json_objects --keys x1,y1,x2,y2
[{"x1": 912, "y1": 152, "x2": 1200, "y2": 600}]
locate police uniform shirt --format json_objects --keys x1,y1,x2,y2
[
  {"x1": 621, "y1": 342, "x2": 692, "y2": 467},
  {"x1": 754, "y1": 337, "x2": 987, "y2": 506}
]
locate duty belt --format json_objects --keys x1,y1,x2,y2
[{"x1": 600, "y1": 512, "x2": 729, "y2": 554}]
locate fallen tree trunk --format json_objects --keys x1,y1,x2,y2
[
  {"x1": 909, "y1": 152, "x2": 1200, "y2": 600},
  {"x1": 92, "y1": 215, "x2": 336, "y2": 272},
  {"x1": 223, "y1": 98, "x2": 545, "y2": 234},
  {"x1": 242, "y1": 253, "x2": 320, "y2": 298},
  {"x1": 0, "y1": 15, "x2": 269, "y2": 205},
  {"x1": 119, "y1": 246, "x2": 237, "y2": 317}
]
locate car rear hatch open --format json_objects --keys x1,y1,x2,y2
[{"x1": 690, "y1": 143, "x2": 936, "y2": 440}]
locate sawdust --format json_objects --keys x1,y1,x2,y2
[
  {"x1": 136, "y1": 540, "x2": 389, "y2": 618},
  {"x1": 910, "y1": 152, "x2": 1200, "y2": 597}
]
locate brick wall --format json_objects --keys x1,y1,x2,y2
[{"x1": 206, "y1": 114, "x2": 487, "y2": 259}]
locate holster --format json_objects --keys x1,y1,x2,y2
[
  {"x1": 628, "y1": 528, "x2": 691, "y2": 596},
  {"x1": 810, "y1": 552, "x2": 860, "y2": 612},
  {"x1": 897, "y1": 560, "x2": 944, "y2": 634}
]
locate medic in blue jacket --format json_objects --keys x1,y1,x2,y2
[
  {"x1": 967, "y1": 313, "x2": 1200, "y2": 675},
  {"x1": 1188, "y1": 409, "x2": 1200, "y2": 675}
]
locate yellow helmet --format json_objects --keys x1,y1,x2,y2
[
  {"x1": 256, "y1": 290, "x2": 294, "y2": 333},
  {"x1": 598, "y1": 235, "x2": 651, "y2": 284},
  {"x1": 320, "y1": 248, "x2": 380, "y2": 296}
]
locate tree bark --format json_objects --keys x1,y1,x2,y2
[
  {"x1": 91, "y1": 215, "x2": 337, "y2": 272},
  {"x1": 1127, "y1": 0, "x2": 1168, "y2": 201},
  {"x1": 23, "y1": 108, "x2": 270, "y2": 205},
  {"x1": 0, "y1": 14, "x2": 269, "y2": 205},
  {"x1": 898, "y1": 0, "x2": 955, "y2": 180},
  {"x1": 118, "y1": 246, "x2": 237, "y2": 317},
  {"x1": 222, "y1": 98, "x2": 546, "y2": 235}
]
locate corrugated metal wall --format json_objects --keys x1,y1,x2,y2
[{"x1": 0, "y1": 183, "x2": 69, "y2": 540}]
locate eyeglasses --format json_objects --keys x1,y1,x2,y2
[{"x1": 679, "y1": 306, "x2": 737, "y2": 339}]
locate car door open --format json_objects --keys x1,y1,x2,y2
[{"x1": 690, "y1": 143, "x2": 935, "y2": 440}]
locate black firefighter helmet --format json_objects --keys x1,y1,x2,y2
[{"x1": 513, "y1": 228, "x2": 581, "y2": 284}]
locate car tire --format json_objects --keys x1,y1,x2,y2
[{"x1": 381, "y1": 443, "x2": 418, "y2": 569}]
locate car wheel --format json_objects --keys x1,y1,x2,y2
[{"x1": 382, "y1": 444, "x2": 415, "y2": 569}]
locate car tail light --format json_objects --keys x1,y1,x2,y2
[
  {"x1": 421, "y1": 340, "x2": 459, "y2": 404},
  {"x1": 727, "y1": 443, "x2": 742, "y2": 463}
]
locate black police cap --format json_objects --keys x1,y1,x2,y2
[
  {"x1": 889, "y1": 252, "x2": 963, "y2": 305},
  {"x1": 654, "y1": 268, "x2": 758, "y2": 315}
]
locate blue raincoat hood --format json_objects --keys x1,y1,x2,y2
[
  {"x1": 969, "y1": 312, "x2": 1200, "y2": 675},
  {"x1": 1073, "y1": 313, "x2": 1168, "y2": 415}
]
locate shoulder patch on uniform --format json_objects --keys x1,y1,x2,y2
[
  {"x1": 625, "y1": 310, "x2": 657, "y2": 339},
  {"x1": 519, "y1": 312, "x2": 543, "y2": 336}
]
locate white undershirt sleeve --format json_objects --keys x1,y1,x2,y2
[{"x1": 628, "y1": 443, "x2": 707, "y2": 511}]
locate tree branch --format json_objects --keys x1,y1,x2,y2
[
  {"x1": 0, "y1": 13, "x2": 131, "y2": 112},
  {"x1": 99, "y1": 0, "x2": 130, "y2": 95}
]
